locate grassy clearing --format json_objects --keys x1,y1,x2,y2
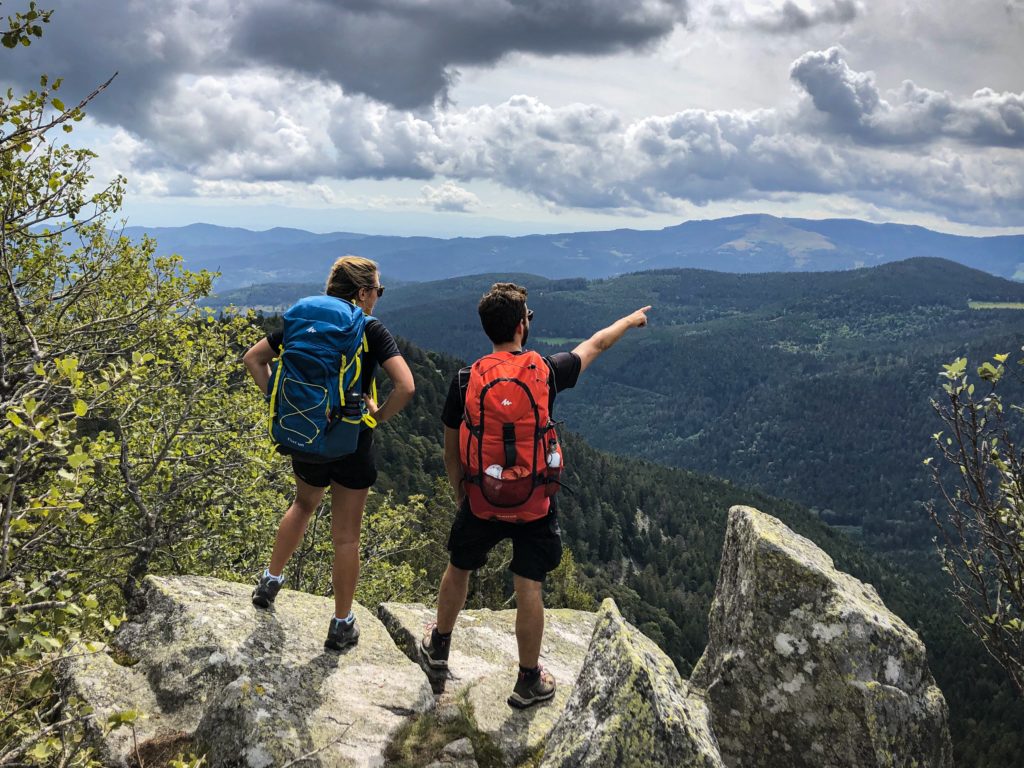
[{"x1": 968, "y1": 301, "x2": 1024, "y2": 310}]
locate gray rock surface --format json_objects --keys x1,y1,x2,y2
[
  {"x1": 691, "y1": 505, "x2": 953, "y2": 768},
  {"x1": 61, "y1": 506, "x2": 956, "y2": 768},
  {"x1": 540, "y1": 598, "x2": 724, "y2": 768},
  {"x1": 63, "y1": 575, "x2": 433, "y2": 767},
  {"x1": 425, "y1": 738, "x2": 479, "y2": 768},
  {"x1": 379, "y1": 601, "x2": 598, "y2": 766}
]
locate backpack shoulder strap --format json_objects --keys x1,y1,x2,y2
[{"x1": 457, "y1": 366, "x2": 472, "y2": 401}]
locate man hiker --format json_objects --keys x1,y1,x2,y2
[{"x1": 419, "y1": 281, "x2": 650, "y2": 708}]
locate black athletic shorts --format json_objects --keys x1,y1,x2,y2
[
  {"x1": 447, "y1": 501, "x2": 563, "y2": 583},
  {"x1": 291, "y1": 428, "x2": 377, "y2": 490}
]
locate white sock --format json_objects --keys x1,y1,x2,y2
[
  {"x1": 334, "y1": 611, "x2": 354, "y2": 625},
  {"x1": 264, "y1": 568, "x2": 284, "y2": 583}
]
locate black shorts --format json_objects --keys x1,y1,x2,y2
[
  {"x1": 291, "y1": 428, "x2": 377, "y2": 489},
  {"x1": 447, "y1": 501, "x2": 563, "y2": 583}
]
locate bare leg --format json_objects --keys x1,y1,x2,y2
[
  {"x1": 513, "y1": 574, "x2": 544, "y2": 669},
  {"x1": 330, "y1": 482, "x2": 369, "y2": 619},
  {"x1": 268, "y1": 476, "x2": 326, "y2": 576},
  {"x1": 436, "y1": 564, "x2": 472, "y2": 633}
]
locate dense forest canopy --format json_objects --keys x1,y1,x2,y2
[{"x1": 364, "y1": 261, "x2": 1024, "y2": 555}]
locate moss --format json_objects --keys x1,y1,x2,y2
[
  {"x1": 384, "y1": 689, "x2": 504, "y2": 768},
  {"x1": 108, "y1": 646, "x2": 141, "y2": 667}
]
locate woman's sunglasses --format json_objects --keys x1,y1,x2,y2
[{"x1": 368, "y1": 285, "x2": 385, "y2": 297}]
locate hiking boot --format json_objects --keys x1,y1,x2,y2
[
  {"x1": 507, "y1": 666, "x2": 556, "y2": 709},
  {"x1": 252, "y1": 573, "x2": 283, "y2": 609},
  {"x1": 418, "y1": 623, "x2": 450, "y2": 672},
  {"x1": 324, "y1": 616, "x2": 360, "y2": 652}
]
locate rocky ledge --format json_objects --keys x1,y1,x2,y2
[{"x1": 62, "y1": 506, "x2": 953, "y2": 767}]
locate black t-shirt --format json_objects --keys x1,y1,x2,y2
[
  {"x1": 267, "y1": 318, "x2": 401, "y2": 393},
  {"x1": 440, "y1": 351, "x2": 581, "y2": 429}
]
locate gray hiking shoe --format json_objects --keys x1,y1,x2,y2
[
  {"x1": 418, "y1": 623, "x2": 450, "y2": 672},
  {"x1": 507, "y1": 666, "x2": 555, "y2": 709},
  {"x1": 325, "y1": 616, "x2": 360, "y2": 652},
  {"x1": 252, "y1": 573, "x2": 283, "y2": 608}
]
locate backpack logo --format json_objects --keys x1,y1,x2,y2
[
  {"x1": 305, "y1": 327, "x2": 317, "y2": 334},
  {"x1": 500, "y1": 399, "x2": 513, "y2": 406}
]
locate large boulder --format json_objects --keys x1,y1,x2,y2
[
  {"x1": 540, "y1": 599, "x2": 723, "y2": 768},
  {"x1": 690, "y1": 506, "x2": 953, "y2": 767},
  {"x1": 379, "y1": 602, "x2": 597, "y2": 766},
  {"x1": 62, "y1": 575, "x2": 433, "y2": 768}
]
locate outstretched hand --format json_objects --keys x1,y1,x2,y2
[{"x1": 625, "y1": 306, "x2": 652, "y2": 328}]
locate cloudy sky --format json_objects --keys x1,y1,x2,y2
[{"x1": 5, "y1": 0, "x2": 1023, "y2": 236}]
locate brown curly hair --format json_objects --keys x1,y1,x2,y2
[{"x1": 478, "y1": 282, "x2": 528, "y2": 344}]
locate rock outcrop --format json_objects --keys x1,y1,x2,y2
[
  {"x1": 378, "y1": 602, "x2": 597, "y2": 766},
  {"x1": 63, "y1": 576, "x2": 433, "y2": 767},
  {"x1": 691, "y1": 505, "x2": 953, "y2": 767},
  {"x1": 62, "y1": 505, "x2": 955, "y2": 768},
  {"x1": 540, "y1": 599, "x2": 723, "y2": 768}
]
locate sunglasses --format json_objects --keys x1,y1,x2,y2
[
  {"x1": 526, "y1": 309, "x2": 534, "y2": 321},
  {"x1": 366, "y1": 285, "x2": 385, "y2": 297}
]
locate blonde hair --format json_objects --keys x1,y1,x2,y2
[{"x1": 325, "y1": 255, "x2": 379, "y2": 300}]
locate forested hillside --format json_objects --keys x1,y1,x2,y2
[
  {"x1": 366, "y1": 259, "x2": 1024, "y2": 556},
  {"x1": 361, "y1": 336, "x2": 1023, "y2": 768}
]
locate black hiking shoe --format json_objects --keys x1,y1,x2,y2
[
  {"x1": 507, "y1": 666, "x2": 556, "y2": 709},
  {"x1": 324, "y1": 616, "x2": 360, "y2": 652},
  {"x1": 418, "y1": 623, "x2": 450, "y2": 672},
  {"x1": 252, "y1": 573, "x2": 284, "y2": 608}
]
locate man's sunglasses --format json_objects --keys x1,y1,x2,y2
[{"x1": 526, "y1": 309, "x2": 534, "y2": 321}]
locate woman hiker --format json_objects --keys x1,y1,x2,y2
[{"x1": 242, "y1": 255, "x2": 415, "y2": 650}]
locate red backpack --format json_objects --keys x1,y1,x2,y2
[{"x1": 459, "y1": 350, "x2": 563, "y2": 523}]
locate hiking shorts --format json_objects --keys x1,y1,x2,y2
[
  {"x1": 447, "y1": 501, "x2": 563, "y2": 583},
  {"x1": 291, "y1": 428, "x2": 377, "y2": 490}
]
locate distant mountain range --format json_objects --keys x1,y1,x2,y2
[{"x1": 127, "y1": 215, "x2": 1024, "y2": 291}]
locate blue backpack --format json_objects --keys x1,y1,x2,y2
[{"x1": 267, "y1": 295, "x2": 377, "y2": 459}]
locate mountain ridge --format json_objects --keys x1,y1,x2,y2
[{"x1": 124, "y1": 214, "x2": 1024, "y2": 290}]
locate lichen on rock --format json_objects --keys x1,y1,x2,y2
[
  {"x1": 62, "y1": 575, "x2": 433, "y2": 767},
  {"x1": 690, "y1": 505, "x2": 953, "y2": 767},
  {"x1": 539, "y1": 598, "x2": 723, "y2": 768}
]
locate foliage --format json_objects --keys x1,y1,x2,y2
[
  {"x1": 0, "y1": 6, "x2": 278, "y2": 761},
  {"x1": 2, "y1": 1, "x2": 49, "y2": 49},
  {"x1": 928, "y1": 350, "x2": 1024, "y2": 696}
]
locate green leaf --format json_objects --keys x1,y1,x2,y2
[
  {"x1": 78, "y1": 512, "x2": 97, "y2": 525},
  {"x1": 67, "y1": 450, "x2": 90, "y2": 469},
  {"x1": 28, "y1": 741, "x2": 56, "y2": 760},
  {"x1": 32, "y1": 634, "x2": 61, "y2": 652},
  {"x1": 73, "y1": 399, "x2": 88, "y2": 416},
  {"x1": 107, "y1": 709, "x2": 142, "y2": 726},
  {"x1": 978, "y1": 361, "x2": 1003, "y2": 383},
  {"x1": 6, "y1": 410, "x2": 24, "y2": 427}
]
